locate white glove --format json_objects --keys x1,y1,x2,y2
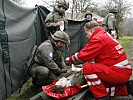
[
  {"x1": 57, "y1": 21, "x2": 64, "y2": 26},
  {"x1": 59, "y1": 21, "x2": 64, "y2": 31},
  {"x1": 71, "y1": 64, "x2": 82, "y2": 72},
  {"x1": 65, "y1": 57, "x2": 70, "y2": 62}
]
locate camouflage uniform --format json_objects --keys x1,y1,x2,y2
[
  {"x1": 102, "y1": 13, "x2": 116, "y2": 31},
  {"x1": 45, "y1": 0, "x2": 69, "y2": 54},
  {"x1": 30, "y1": 31, "x2": 70, "y2": 86},
  {"x1": 30, "y1": 39, "x2": 67, "y2": 86},
  {"x1": 45, "y1": 6, "x2": 68, "y2": 35},
  {"x1": 66, "y1": 71, "x2": 86, "y2": 86},
  {"x1": 102, "y1": 9, "x2": 117, "y2": 34}
]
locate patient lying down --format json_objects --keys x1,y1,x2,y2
[{"x1": 52, "y1": 64, "x2": 86, "y2": 94}]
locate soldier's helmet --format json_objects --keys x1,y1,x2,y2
[
  {"x1": 109, "y1": 8, "x2": 118, "y2": 13},
  {"x1": 52, "y1": 31, "x2": 70, "y2": 44},
  {"x1": 57, "y1": 0, "x2": 69, "y2": 10},
  {"x1": 85, "y1": 11, "x2": 92, "y2": 18},
  {"x1": 84, "y1": 20, "x2": 99, "y2": 29}
]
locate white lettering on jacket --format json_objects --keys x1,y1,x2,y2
[{"x1": 115, "y1": 44, "x2": 125, "y2": 54}]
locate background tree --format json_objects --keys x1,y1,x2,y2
[
  {"x1": 113, "y1": 0, "x2": 132, "y2": 36},
  {"x1": 92, "y1": 0, "x2": 132, "y2": 38},
  {"x1": 42, "y1": 0, "x2": 56, "y2": 9},
  {"x1": 19, "y1": 0, "x2": 133, "y2": 36},
  {"x1": 12, "y1": 0, "x2": 25, "y2": 5},
  {"x1": 69, "y1": 0, "x2": 97, "y2": 20}
]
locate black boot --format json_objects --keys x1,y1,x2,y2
[
  {"x1": 127, "y1": 80, "x2": 133, "y2": 96},
  {"x1": 36, "y1": 85, "x2": 43, "y2": 93},
  {"x1": 96, "y1": 95, "x2": 111, "y2": 100}
]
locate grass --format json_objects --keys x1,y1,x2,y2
[
  {"x1": 118, "y1": 36, "x2": 133, "y2": 56},
  {"x1": 7, "y1": 36, "x2": 133, "y2": 100},
  {"x1": 7, "y1": 78, "x2": 36, "y2": 100}
]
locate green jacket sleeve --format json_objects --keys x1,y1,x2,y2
[{"x1": 38, "y1": 42, "x2": 66, "y2": 75}]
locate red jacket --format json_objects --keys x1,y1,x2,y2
[{"x1": 68, "y1": 28, "x2": 132, "y2": 75}]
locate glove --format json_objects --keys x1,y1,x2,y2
[
  {"x1": 65, "y1": 57, "x2": 70, "y2": 62},
  {"x1": 71, "y1": 64, "x2": 82, "y2": 72}
]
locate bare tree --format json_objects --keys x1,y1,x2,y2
[
  {"x1": 40, "y1": 0, "x2": 132, "y2": 23},
  {"x1": 12, "y1": 0, "x2": 25, "y2": 5},
  {"x1": 69, "y1": 0, "x2": 93, "y2": 19},
  {"x1": 112, "y1": 0, "x2": 132, "y2": 22},
  {"x1": 95, "y1": 0, "x2": 132, "y2": 37},
  {"x1": 95, "y1": 0, "x2": 132, "y2": 20},
  {"x1": 111, "y1": 0, "x2": 132, "y2": 36},
  {"x1": 42, "y1": 0, "x2": 56, "y2": 9}
]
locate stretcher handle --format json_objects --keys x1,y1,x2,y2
[{"x1": 81, "y1": 84, "x2": 89, "y2": 88}]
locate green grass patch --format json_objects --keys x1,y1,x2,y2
[
  {"x1": 7, "y1": 78, "x2": 36, "y2": 100},
  {"x1": 118, "y1": 36, "x2": 133, "y2": 55}
]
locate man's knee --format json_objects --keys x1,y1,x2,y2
[
  {"x1": 31, "y1": 66, "x2": 49, "y2": 77},
  {"x1": 83, "y1": 63, "x2": 109, "y2": 75},
  {"x1": 31, "y1": 66, "x2": 50, "y2": 85},
  {"x1": 36, "y1": 66, "x2": 49, "y2": 76},
  {"x1": 83, "y1": 63, "x2": 93, "y2": 75}
]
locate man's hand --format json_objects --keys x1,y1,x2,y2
[
  {"x1": 65, "y1": 57, "x2": 70, "y2": 62},
  {"x1": 71, "y1": 64, "x2": 82, "y2": 72},
  {"x1": 66, "y1": 66, "x2": 72, "y2": 73},
  {"x1": 67, "y1": 68, "x2": 72, "y2": 73},
  {"x1": 65, "y1": 57, "x2": 71, "y2": 66},
  {"x1": 57, "y1": 21, "x2": 64, "y2": 26}
]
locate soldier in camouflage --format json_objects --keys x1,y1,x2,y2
[
  {"x1": 45, "y1": 0, "x2": 69, "y2": 35},
  {"x1": 102, "y1": 8, "x2": 118, "y2": 36},
  {"x1": 30, "y1": 31, "x2": 70, "y2": 89}
]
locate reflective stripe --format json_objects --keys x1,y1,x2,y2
[
  {"x1": 114, "y1": 59, "x2": 128, "y2": 66},
  {"x1": 87, "y1": 81, "x2": 92, "y2": 85},
  {"x1": 115, "y1": 44, "x2": 122, "y2": 50},
  {"x1": 107, "y1": 32, "x2": 119, "y2": 43},
  {"x1": 72, "y1": 56, "x2": 76, "y2": 62},
  {"x1": 91, "y1": 80, "x2": 101, "y2": 85},
  {"x1": 85, "y1": 74, "x2": 98, "y2": 79},
  {"x1": 110, "y1": 87, "x2": 115, "y2": 96},
  {"x1": 124, "y1": 65, "x2": 132, "y2": 69},
  {"x1": 106, "y1": 88, "x2": 110, "y2": 93},
  {"x1": 85, "y1": 74, "x2": 101, "y2": 86},
  {"x1": 87, "y1": 80, "x2": 101, "y2": 86},
  {"x1": 74, "y1": 53, "x2": 84, "y2": 63},
  {"x1": 114, "y1": 59, "x2": 131, "y2": 69}
]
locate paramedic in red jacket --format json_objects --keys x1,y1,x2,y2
[{"x1": 65, "y1": 20, "x2": 133, "y2": 100}]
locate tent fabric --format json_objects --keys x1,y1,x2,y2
[
  {"x1": 65, "y1": 20, "x2": 88, "y2": 57},
  {"x1": 0, "y1": 0, "x2": 88, "y2": 99},
  {"x1": 35, "y1": 5, "x2": 50, "y2": 42},
  {"x1": 0, "y1": 0, "x2": 49, "y2": 99}
]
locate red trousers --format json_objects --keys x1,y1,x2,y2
[{"x1": 82, "y1": 63, "x2": 132, "y2": 98}]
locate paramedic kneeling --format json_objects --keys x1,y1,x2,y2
[{"x1": 65, "y1": 20, "x2": 133, "y2": 100}]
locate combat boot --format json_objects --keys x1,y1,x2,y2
[
  {"x1": 35, "y1": 85, "x2": 42, "y2": 93},
  {"x1": 127, "y1": 80, "x2": 133, "y2": 96}
]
